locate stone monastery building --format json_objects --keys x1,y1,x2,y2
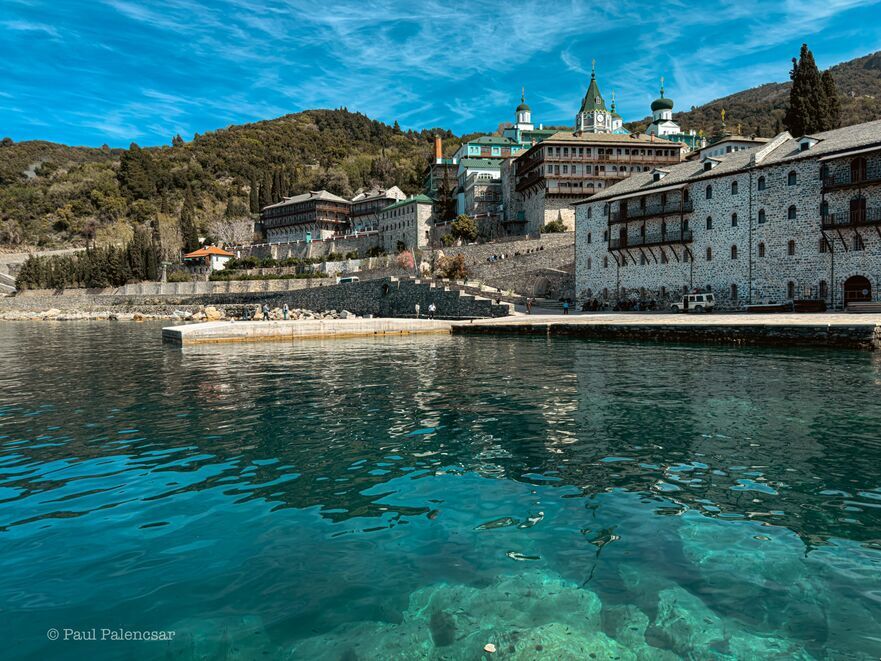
[{"x1": 574, "y1": 119, "x2": 881, "y2": 309}]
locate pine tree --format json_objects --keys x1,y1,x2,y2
[
  {"x1": 179, "y1": 187, "x2": 200, "y2": 253},
  {"x1": 821, "y1": 70, "x2": 841, "y2": 131},
  {"x1": 249, "y1": 176, "x2": 260, "y2": 213},
  {"x1": 784, "y1": 44, "x2": 825, "y2": 137}
]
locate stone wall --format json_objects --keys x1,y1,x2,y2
[
  {"x1": 575, "y1": 149, "x2": 881, "y2": 310},
  {"x1": 2, "y1": 277, "x2": 512, "y2": 319},
  {"x1": 522, "y1": 190, "x2": 576, "y2": 233},
  {"x1": 232, "y1": 233, "x2": 381, "y2": 261},
  {"x1": 438, "y1": 233, "x2": 572, "y2": 266}
]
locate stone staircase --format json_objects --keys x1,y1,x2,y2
[{"x1": 0, "y1": 272, "x2": 16, "y2": 296}]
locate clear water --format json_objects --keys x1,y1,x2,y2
[{"x1": 1, "y1": 323, "x2": 881, "y2": 660}]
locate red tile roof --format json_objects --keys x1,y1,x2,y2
[{"x1": 183, "y1": 246, "x2": 234, "y2": 258}]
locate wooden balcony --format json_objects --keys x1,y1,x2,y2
[
  {"x1": 609, "y1": 230, "x2": 693, "y2": 250},
  {"x1": 609, "y1": 200, "x2": 693, "y2": 224},
  {"x1": 822, "y1": 171, "x2": 881, "y2": 191},
  {"x1": 821, "y1": 208, "x2": 881, "y2": 229}
]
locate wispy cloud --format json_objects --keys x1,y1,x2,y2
[{"x1": 1, "y1": 0, "x2": 879, "y2": 145}]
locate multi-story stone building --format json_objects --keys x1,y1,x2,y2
[
  {"x1": 349, "y1": 186, "x2": 406, "y2": 232},
  {"x1": 262, "y1": 190, "x2": 352, "y2": 243},
  {"x1": 377, "y1": 195, "x2": 434, "y2": 253},
  {"x1": 507, "y1": 67, "x2": 684, "y2": 234},
  {"x1": 574, "y1": 119, "x2": 881, "y2": 309}
]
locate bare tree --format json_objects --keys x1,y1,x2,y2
[{"x1": 206, "y1": 216, "x2": 254, "y2": 247}]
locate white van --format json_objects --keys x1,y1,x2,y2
[
  {"x1": 671, "y1": 293, "x2": 715, "y2": 313},
  {"x1": 336, "y1": 276, "x2": 360, "y2": 284}
]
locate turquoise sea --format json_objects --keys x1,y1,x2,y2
[{"x1": 1, "y1": 322, "x2": 881, "y2": 660}]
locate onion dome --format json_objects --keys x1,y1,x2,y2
[
  {"x1": 516, "y1": 89, "x2": 531, "y2": 113},
  {"x1": 651, "y1": 78, "x2": 674, "y2": 111}
]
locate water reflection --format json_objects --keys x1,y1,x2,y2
[{"x1": 1, "y1": 323, "x2": 881, "y2": 659}]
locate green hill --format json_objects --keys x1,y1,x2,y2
[
  {"x1": 0, "y1": 110, "x2": 459, "y2": 251},
  {"x1": 626, "y1": 50, "x2": 881, "y2": 137}
]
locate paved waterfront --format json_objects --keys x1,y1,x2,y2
[
  {"x1": 454, "y1": 312, "x2": 881, "y2": 350},
  {"x1": 162, "y1": 318, "x2": 453, "y2": 345}
]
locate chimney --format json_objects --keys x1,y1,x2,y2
[{"x1": 434, "y1": 135, "x2": 443, "y2": 163}]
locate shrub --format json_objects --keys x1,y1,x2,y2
[
  {"x1": 436, "y1": 254, "x2": 467, "y2": 280},
  {"x1": 366, "y1": 245, "x2": 385, "y2": 257},
  {"x1": 167, "y1": 269, "x2": 192, "y2": 282},
  {"x1": 541, "y1": 219, "x2": 567, "y2": 233},
  {"x1": 441, "y1": 234, "x2": 455, "y2": 247}
]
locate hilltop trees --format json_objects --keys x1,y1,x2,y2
[{"x1": 784, "y1": 44, "x2": 841, "y2": 136}]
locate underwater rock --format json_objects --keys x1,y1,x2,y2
[
  {"x1": 429, "y1": 609, "x2": 457, "y2": 647},
  {"x1": 649, "y1": 586, "x2": 728, "y2": 656},
  {"x1": 165, "y1": 614, "x2": 275, "y2": 660},
  {"x1": 475, "y1": 517, "x2": 519, "y2": 530}
]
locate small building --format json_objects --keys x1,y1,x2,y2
[
  {"x1": 377, "y1": 195, "x2": 435, "y2": 253},
  {"x1": 645, "y1": 79, "x2": 708, "y2": 153},
  {"x1": 349, "y1": 186, "x2": 406, "y2": 233},
  {"x1": 183, "y1": 246, "x2": 234, "y2": 273}
]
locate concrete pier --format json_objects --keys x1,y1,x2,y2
[
  {"x1": 452, "y1": 313, "x2": 881, "y2": 351},
  {"x1": 162, "y1": 318, "x2": 453, "y2": 346}
]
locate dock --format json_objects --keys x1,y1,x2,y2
[
  {"x1": 162, "y1": 318, "x2": 453, "y2": 346},
  {"x1": 452, "y1": 312, "x2": 881, "y2": 351}
]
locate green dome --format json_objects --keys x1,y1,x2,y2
[
  {"x1": 516, "y1": 102, "x2": 531, "y2": 112},
  {"x1": 651, "y1": 95, "x2": 674, "y2": 112}
]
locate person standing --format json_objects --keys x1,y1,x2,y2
[
  {"x1": 262, "y1": 303, "x2": 270, "y2": 321},
  {"x1": 526, "y1": 298, "x2": 533, "y2": 315},
  {"x1": 562, "y1": 300, "x2": 570, "y2": 315},
  {"x1": 428, "y1": 302, "x2": 436, "y2": 319},
  {"x1": 414, "y1": 303, "x2": 421, "y2": 319},
  {"x1": 283, "y1": 303, "x2": 289, "y2": 320}
]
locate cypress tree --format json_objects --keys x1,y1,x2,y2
[
  {"x1": 821, "y1": 70, "x2": 841, "y2": 131},
  {"x1": 260, "y1": 171, "x2": 273, "y2": 209},
  {"x1": 272, "y1": 170, "x2": 282, "y2": 204},
  {"x1": 179, "y1": 187, "x2": 200, "y2": 253},
  {"x1": 784, "y1": 44, "x2": 825, "y2": 137},
  {"x1": 249, "y1": 176, "x2": 259, "y2": 213}
]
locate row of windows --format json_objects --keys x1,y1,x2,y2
[
  {"x1": 546, "y1": 146, "x2": 677, "y2": 158},
  {"x1": 584, "y1": 282, "x2": 832, "y2": 303}
]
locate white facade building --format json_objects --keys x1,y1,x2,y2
[
  {"x1": 377, "y1": 195, "x2": 435, "y2": 253},
  {"x1": 574, "y1": 119, "x2": 881, "y2": 310}
]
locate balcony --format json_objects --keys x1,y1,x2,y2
[
  {"x1": 822, "y1": 171, "x2": 881, "y2": 191},
  {"x1": 609, "y1": 230, "x2": 693, "y2": 250},
  {"x1": 609, "y1": 200, "x2": 693, "y2": 223},
  {"x1": 821, "y1": 208, "x2": 881, "y2": 229}
]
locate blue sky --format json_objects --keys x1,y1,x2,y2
[{"x1": 2, "y1": 0, "x2": 881, "y2": 147}]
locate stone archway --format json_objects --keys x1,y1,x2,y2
[
  {"x1": 532, "y1": 276, "x2": 551, "y2": 297},
  {"x1": 844, "y1": 275, "x2": 871, "y2": 304}
]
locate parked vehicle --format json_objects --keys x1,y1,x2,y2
[
  {"x1": 336, "y1": 276, "x2": 360, "y2": 284},
  {"x1": 671, "y1": 293, "x2": 715, "y2": 313}
]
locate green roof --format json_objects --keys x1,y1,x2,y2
[
  {"x1": 468, "y1": 135, "x2": 517, "y2": 145},
  {"x1": 458, "y1": 158, "x2": 502, "y2": 169},
  {"x1": 382, "y1": 194, "x2": 434, "y2": 212},
  {"x1": 579, "y1": 73, "x2": 606, "y2": 113}
]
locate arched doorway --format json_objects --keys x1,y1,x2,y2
[{"x1": 844, "y1": 275, "x2": 872, "y2": 304}]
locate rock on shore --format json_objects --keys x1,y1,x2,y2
[{"x1": 0, "y1": 304, "x2": 363, "y2": 322}]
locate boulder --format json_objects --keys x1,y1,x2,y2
[{"x1": 203, "y1": 306, "x2": 223, "y2": 321}]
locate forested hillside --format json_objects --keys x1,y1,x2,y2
[
  {"x1": 626, "y1": 50, "x2": 881, "y2": 137},
  {"x1": 0, "y1": 110, "x2": 459, "y2": 252}
]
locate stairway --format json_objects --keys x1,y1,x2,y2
[{"x1": 0, "y1": 272, "x2": 15, "y2": 296}]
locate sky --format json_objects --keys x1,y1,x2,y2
[{"x1": 2, "y1": 0, "x2": 881, "y2": 147}]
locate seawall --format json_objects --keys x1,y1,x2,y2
[{"x1": 452, "y1": 313, "x2": 881, "y2": 351}]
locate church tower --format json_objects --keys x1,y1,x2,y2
[
  {"x1": 575, "y1": 61, "x2": 612, "y2": 135},
  {"x1": 514, "y1": 88, "x2": 533, "y2": 131},
  {"x1": 647, "y1": 77, "x2": 681, "y2": 137}
]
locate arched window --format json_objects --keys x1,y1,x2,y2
[
  {"x1": 706, "y1": 185, "x2": 713, "y2": 199},
  {"x1": 587, "y1": 207, "x2": 592, "y2": 219},
  {"x1": 587, "y1": 232, "x2": 592, "y2": 244},
  {"x1": 758, "y1": 242, "x2": 766, "y2": 257},
  {"x1": 602, "y1": 287, "x2": 609, "y2": 299},
  {"x1": 819, "y1": 280, "x2": 828, "y2": 299},
  {"x1": 788, "y1": 170, "x2": 797, "y2": 186},
  {"x1": 731, "y1": 212, "x2": 738, "y2": 227},
  {"x1": 819, "y1": 237, "x2": 828, "y2": 253},
  {"x1": 820, "y1": 200, "x2": 829, "y2": 218},
  {"x1": 731, "y1": 283, "x2": 738, "y2": 300},
  {"x1": 706, "y1": 246, "x2": 713, "y2": 261},
  {"x1": 788, "y1": 205, "x2": 797, "y2": 220},
  {"x1": 604, "y1": 203, "x2": 610, "y2": 216},
  {"x1": 731, "y1": 180, "x2": 739, "y2": 195},
  {"x1": 788, "y1": 240, "x2": 796, "y2": 256},
  {"x1": 640, "y1": 254, "x2": 646, "y2": 265},
  {"x1": 787, "y1": 281, "x2": 796, "y2": 299},
  {"x1": 706, "y1": 216, "x2": 713, "y2": 230},
  {"x1": 603, "y1": 230, "x2": 608, "y2": 241},
  {"x1": 603, "y1": 256, "x2": 608, "y2": 268},
  {"x1": 757, "y1": 176, "x2": 766, "y2": 191},
  {"x1": 758, "y1": 209, "x2": 766, "y2": 224},
  {"x1": 854, "y1": 234, "x2": 865, "y2": 251},
  {"x1": 731, "y1": 245, "x2": 738, "y2": 259},
  {"x1": 587, "y1": 257, "x2": 592, "y2": 269}
]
